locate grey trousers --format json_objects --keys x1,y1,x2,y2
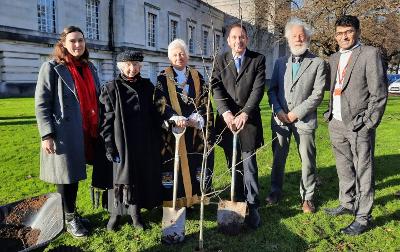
[
  {"x1": 222, "y1": 139, "x2": 259, "y2": 207},
  {"x1": 329, "y1": 118, "x2": 375, "y2": 225},
  {"x1": 270, "y1": 119, "x2": 317, "y2": 201}
]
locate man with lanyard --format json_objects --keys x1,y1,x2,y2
[
  {"x1": 324, "y1": 15, "x2": 387, "y2": 235},
  {"x1": 212, "y1": 22, "x2": 265, "y2": 229},
  {"x1": 266, "y1": 18, "x2": 327, "y2": 213}
]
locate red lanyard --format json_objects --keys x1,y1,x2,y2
[{"x1": 337, "y1": 53, "x2": 352, "y2": 86}]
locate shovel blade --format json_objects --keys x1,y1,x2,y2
[
  {"x1": 217, "y1": 200, "x2": 247, "y2": 235},
  {"x1": 161, "y1": 207, "x2": 186, "y2": 244}
]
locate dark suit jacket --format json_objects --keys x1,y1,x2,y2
[
  {"x1": 212, "y1": 49, "x2": 266, "y2": 151},
  {"x1": 324, "y1": 45, "x2": 388, "y2": 131}
]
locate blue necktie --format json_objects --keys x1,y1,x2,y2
[{"x1": 235, "y1": 57, "x2": 241, "y2": 73}]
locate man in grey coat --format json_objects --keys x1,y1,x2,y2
[
  {"x1": 266, "y1": 18, "x2": 327, "y2": 213},
  {"x1": 324, "y1": 15, "x2": 387, "y2": 235}
]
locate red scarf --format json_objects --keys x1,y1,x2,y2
[{"x1": 66, "y1": 55, "x2": 99, "y2": 163}]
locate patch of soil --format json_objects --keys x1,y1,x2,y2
[
  {"x1": 4, "y1": 195, "x2": 48, "y2": 225},
  {"x1": 0, "y1": 195, "x2": 47, "y2": 251},
  {"x1": 0, "y1": 224, "x2": 41, "y2": 251}
]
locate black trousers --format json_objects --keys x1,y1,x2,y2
[
  {"x1": 221, "y1": 137, "x2": 260, "y2": 207},
  {"x1": 57, "y1": 183, "x2": 79, "y2": 213}
]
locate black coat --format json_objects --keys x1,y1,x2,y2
[
  {"x1": 98, "y1": 74, "x2": 162, "y2": 209},
  {"x1": 212, "y1": 49, "x2": 266, "y2": 152},
  {"x1": 155, "y1": 67, "x2": 215, "y2": 205}
]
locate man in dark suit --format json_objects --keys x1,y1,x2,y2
[
  {"x1": 212, "y1": 23, "x2": 265, "y2": 229},
  {"x1": 324, "y1": 15, "x2": 387, "y2": 235}
]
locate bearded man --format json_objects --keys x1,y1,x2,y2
[{"x1": 266, "y1": 18, "x2": 327, "y2": 213}]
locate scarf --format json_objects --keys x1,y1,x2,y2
[
  {"x1": 66, "y1": 55, "x2": 99, "y2": 163},
  {"x1": 120, "y1": 72, "x2": 141, "y2": 84}
]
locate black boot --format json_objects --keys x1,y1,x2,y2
[
  {"x1": 130, "y1": 205, "x2": 144, "y2": 230},
  {"x1": 245, "y1": 205, "x2": 261, "y2": 229},
  {"x1": 106, "y1": 214, "x2": 120, "y2": 231}
]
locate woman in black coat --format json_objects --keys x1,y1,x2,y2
[{"x1": 99, "y1": 51, "x2": 162, "y2": 230}]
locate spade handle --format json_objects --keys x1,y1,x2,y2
[{"x1": 172, "y1": 127, "x2": 186, "y2": 209}]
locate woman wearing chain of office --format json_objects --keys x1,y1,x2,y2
[{"x1": 155, "y1": 39, "x2": 214, "y2": 208}]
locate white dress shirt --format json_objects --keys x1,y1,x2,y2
[{"x1": 332, "y1": 43, "x2": 360, "y2": 121}]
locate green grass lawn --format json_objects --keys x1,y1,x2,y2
[{"x1": 0, "y1": 95, "x2": 399, "y2": 252}]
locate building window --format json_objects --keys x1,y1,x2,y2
[
  {"x1": 86, "y1": 0, "x2": 100, "y2": 40},
  {"x1": 215, "y1": 33, "x2": 221, "y2": 52},
  {"x1": 202, "y1": 30, "x2": 209, "y2": 55},
  {"x1": 168, "y1": 14, "x2": 180, "y2": 43},
  {"x1": 37, "y1": 0, "x2": 56, "y2": 33},
  {"x1": 170, "y1": 20, "x2": 178, "y2": 43},
  {"x1": 188, "y1": 25, "x2": 195, "y2": 54},
  {"x1": 144, "y1": 3, "x2": 160, "y2": 49},
  {"x1": 147, "y1": 13, "x2": 157, "y2": 47}
]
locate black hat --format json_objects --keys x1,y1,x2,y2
[{"x1": 116, "y1": 50, "x2": 144, "y2": 62}]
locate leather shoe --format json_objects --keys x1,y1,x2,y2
[
  {"x1": 324, "y1": 205, "x2": 353, "y2": 216},
  {"x1": 340, "y1": 221, "x2": 369, "y2": 235},
  {"x1": 302, "y1": 200, "x2": 315, "y2": 213},
  {"x1": 265, "y1": 192, "x2": 281, "y2": 205},
  {"x1": 245, "y1": 207, "x2": 261, "y2": 229}
]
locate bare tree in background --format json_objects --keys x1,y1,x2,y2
[{"x1": 252, "y1": 0, "x2": 400, "y2": 66}]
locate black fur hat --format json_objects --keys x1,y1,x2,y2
[{"x1": 116, "y1": 50, "x2": 144, "y2": 62}]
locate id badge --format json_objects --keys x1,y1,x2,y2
[{"x1": 334, "y1": 87, "x2": 342, "y2": 96}]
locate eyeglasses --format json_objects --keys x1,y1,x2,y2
[{"x1": 335, "y1": 29, "x2": 356, "y2": 38}]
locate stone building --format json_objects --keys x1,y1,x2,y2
[{"x1": 0, "y1": 0, "x2": 283, "y2": 97}]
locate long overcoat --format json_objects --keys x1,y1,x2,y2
[
  {"x1": 35, "y1": 60, "x2": 102, "y2": 184},
  {"x1": 99, "y1": 75, "x2": 163, "y2": 209}
]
